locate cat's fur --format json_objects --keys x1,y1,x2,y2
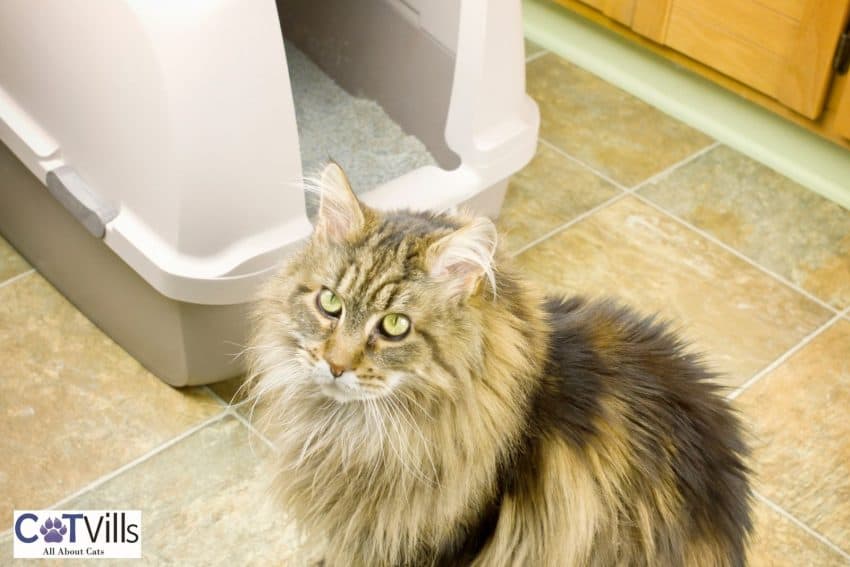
[{"x1": 245, "y1": 163, "x2": 752, "y2": 566}]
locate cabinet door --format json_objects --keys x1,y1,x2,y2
[
  {"x1": 630, "y1": 0, "x2": 850, "y2": 119},
  {"x1": 836, "y1": 77, "x2": 850, "y2": 140},
  {"x1": 581, "y1": 0, "x2": 635, "y2": 25}
]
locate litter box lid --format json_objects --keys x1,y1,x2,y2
[{"x1": 0, "y1": 0, "x2": 312, "y2": 305}]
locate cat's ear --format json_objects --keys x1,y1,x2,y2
[
  {"x1": 313, "y1": 162, "x2": 365, "y2": 241},
  {"x1": 427, "y1": 217, "x2": 498, "y2": 297}
]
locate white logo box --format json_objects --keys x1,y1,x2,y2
[{"x1": 12, "y1": 510, "x2": 142, "y2": 560}]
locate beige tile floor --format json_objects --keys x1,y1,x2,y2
[{"x1": 2, "y1": 43, "x2": 849, "y2": 566}]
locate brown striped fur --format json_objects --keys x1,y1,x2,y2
[{"x1": 245, "y1": 164, "x2": 752, "y2": 566}]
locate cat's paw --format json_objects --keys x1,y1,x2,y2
[{"x1": 39, "y1": 517, "x2": 67, "y2": 543}]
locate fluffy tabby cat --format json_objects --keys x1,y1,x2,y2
[{"x1": 245, "y1": 163, "x2": 752, "y2": 566}]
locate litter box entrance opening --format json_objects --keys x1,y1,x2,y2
[{"x1": 275, "y1": 0, "x2": 461, "y2": 202}]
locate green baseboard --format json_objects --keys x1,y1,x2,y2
[{"x1": 524, "y1": 0, "x2": 850, "y2": 211}]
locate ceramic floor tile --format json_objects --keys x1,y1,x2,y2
[
  {"x1": 640, "y1": 145, "x2": 850, "y2": 309},
  {"x1": 0, "y1": 275, "x2": 222, "y2": 531},
  {"x1": 497, "y1": 143, "x2": 621, "y2": 253},
  {"x1": 58, "y1": 417, "x2": 296, "y2": 566},
  {"x1": 0, "y1": 235, "x2": 29, "y2": 284},
  {"x1": 736, "y1": 319, "x2": 850, "y2": 553},
  {"x1": 526, "y1": 53, "x2": 714, "y2": 187},
  {"x1": 747, "y1": 499, "x2": 849, "y2": 566},
  {"x1": 525, "y1": 38, "x2": 545, "y2": 58},
  {"x1": 514, "y1": 196, "x2": 831, "y2": 387}
]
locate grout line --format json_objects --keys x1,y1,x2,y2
[
  {"x1": 45, "y1": 411, "x2": 229, "y2": 510},
  {"x1": 525, "y1": 49, "x2": 549, "y2": 64},
  {"x1": 754, "y1": 491, "x2": 850, "y2": 562},
  {"x1": 0, "y1": 396, "x2": 276, "y2": 540},
  {"x1": 631, "y1": 192, "x2": 840, "y2": 315},
  {"x1": 205, "y1": 385, "x2": 230, "y2": 408},
  {"x1": 727, "y1": 309, "x2": 847, "y2": 400},
  {"x1": 0, "y1": 268, "x2": 35, "y2": 290},
  {"x1": 511, "y1": 191, "x2": 628, "y2": 257},
  {"x1": 539, "y1": 138, "x2": 629, "y2": 191},
  {"x1": 204, "y1": 384, "x2": 276, "y2": 452},
  {"x1": 1, "y1": 410, "x2": 230, "y2": 540},
  {"x1": 535, "y1": 138, "x2": 846, "y2": 318},
  {"x1": 536, "y1": 130, "x2": 840, "y2": 314},
  {"x1": 629, "y1": 142, "x2": 721, "y2": 192},
  {"x1": 228, "y1": 408, "x2": 277, "y2": 452},
  {"x1": 515, "y1": 138, "x2": 722, "y2": 258}
]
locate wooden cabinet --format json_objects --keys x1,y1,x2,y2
[
  {"x1": 585, "y1": 0, "x2": 850, "y2": 118},
  {"x1": 579, "y1": 0, "x2": 635, "y2": 25},
  {"x1": 556, "y1": 0, "x2": 850, "y2": 145},
  {"x1": 836, "y1": 76, "x2": 850, "y2": 139}
]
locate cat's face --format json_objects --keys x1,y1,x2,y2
[
  {"x1": 287, "y1": 224, "x2": 447, "y2": 403},
  {"x1": 254, "y1": 164, "x2": 497, "y2": 405}
]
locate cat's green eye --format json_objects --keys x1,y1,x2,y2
[
  {"x1": 317, "y1": 288, "x2": 342, "y2": 317},
  {"x1": 379, "y1": 313, "x2": 411, "y2": 339}
]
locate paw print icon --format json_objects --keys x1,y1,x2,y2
[{"x1": 40, "y1": 517, "x2": 67, "y2": 543}]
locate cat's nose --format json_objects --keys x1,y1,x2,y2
[{"x1": 328, "y1": 361, "x2": 346, "y2": 378}]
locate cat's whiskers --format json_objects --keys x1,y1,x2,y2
[
  {"x1": 368, "y1": 397, "x2": 399, "y2": 466},
  {"x1": 340, "y1": 403, "x2": 368, "y2": 467},
  {"x1": 295, "y1": 398, "x2": 344, "y2": 468},
  {"x1": 378, "y1": 396, "x2": 436, "y2": 486},
  {"x1": 394, "y1": 387, "x2": 432, "y2": 420},
  {"x1": 375, "y1": 397, "x2": 410, "y2": 478},
  {"x1": 371, "y1": 398, "x2": 411, "y2": 478},
  {"x1": 306, "y1": 405, "x2": 348, "y2": 497},
  {"x1": 366, "y1": 424, "x2": 387, "y2": 485},
  {"x1": 227, "y1": 341, "x2": 280, "y2": 362},
  {"x1": 243, "y1": 349, "x2": 302, "y2": 390},
  {"x1": 384, "y1": 393, "x2": 438, "y2": 486},
  {"x1": 245, "y1": 357, "x2": 310, "y2": 428},
  {"x1": 365, "y1": 400, "x2": 420, "y2": 501}
]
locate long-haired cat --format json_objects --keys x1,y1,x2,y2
[{"x1": 245, "y1": 163, "x2": 752, "y2": 566}]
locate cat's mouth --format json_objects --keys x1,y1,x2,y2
[
  {"x1": 318, "y1": 381, "x2": 390, "y2": 403},
  {"x1": 319, "y1": 380, "x2": 362, "y2": 403},
  {"x1": 314, "y1": 372, "x2": 385, "y2": 403},
  {"x1": 311, "y1": 360, "x2": 386, "y2": 403}
]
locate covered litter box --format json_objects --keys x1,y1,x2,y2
[{"x1": 0, "y1": 0, "x2": 539, "y2": 386}]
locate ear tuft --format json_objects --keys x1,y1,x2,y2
[
  {"x1": 309, "y1": 162, "x2": 365, "y2": 242},
  {"x1": 427, "y1": 217, "x2": 498, "y2": 297}
]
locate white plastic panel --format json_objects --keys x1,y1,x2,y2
[
  {"x1": 0, "y1": 0, "x2": 311, "y2": 304},
  {"x1": 444, "y1": 0, "x2": 539, "y2": 174}
]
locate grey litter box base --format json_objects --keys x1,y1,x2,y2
[{"x1": 0, "y1": 141, "x2": 247, "y2": 388}]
